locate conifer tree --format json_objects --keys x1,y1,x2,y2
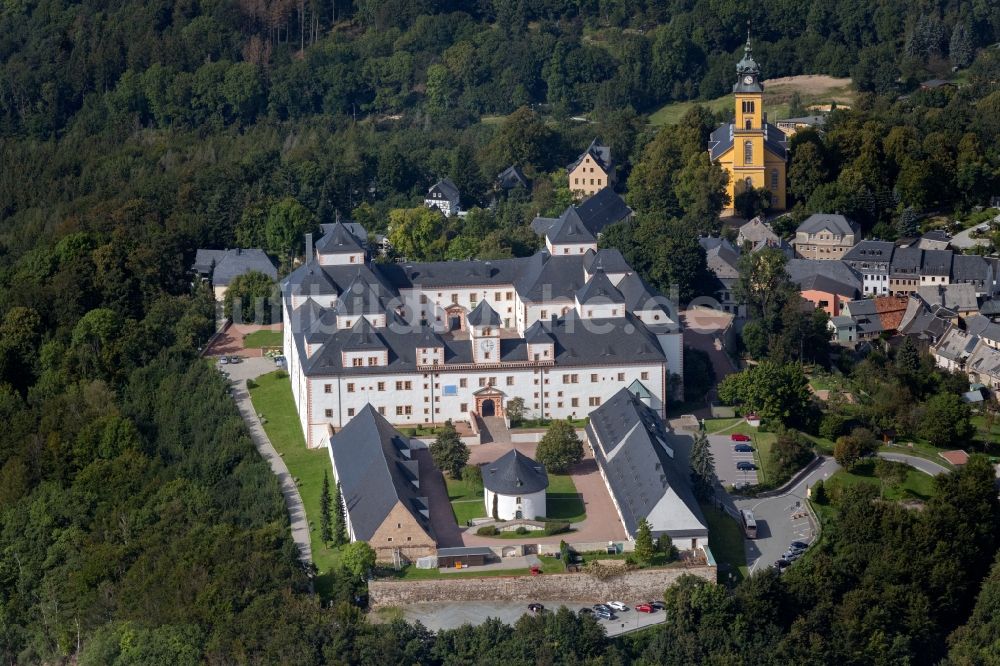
[{"x1": 320, "y1": 470, "x2": 332, "y2": 544}]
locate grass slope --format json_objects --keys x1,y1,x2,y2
[
  {"x1": 248, "y1": 371, "x2": 343, "y2": 587},
  {"x1": 700, "y1": 503, "x2": 748, "y2": 584}
]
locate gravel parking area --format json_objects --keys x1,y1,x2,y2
[{"x1": 709, "y1": 434, "x2": 759, "y2": 487}]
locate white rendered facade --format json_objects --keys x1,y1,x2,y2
[
  {"x1": 483, "y1": 487, "x2": 546, "y2": 521},
  {"x1": 283, "y1": 223, "x2": 683, "y2": 449}
]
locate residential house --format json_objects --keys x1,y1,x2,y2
[
  {"x1": 327, "y1": 404, "x2": 436, "y2": 564},
  {"x1": 425, "y1": 178, "x2": 461, "y2": 216},
  {"x1": 828, "y1": 315, "x2": 857, "y2": 345},
  {"x1": 786, "y1": 259, "x2": 862, "y2": 316},
  {"x1": 586, "y1": 386, "x2": 709, "y2": 550},
  {"x1": 842, "y1": 295, "x2": 909, "y2": 341},
  {"x1": 920, "y1": 79, "x2": 955, "y2": 90},
  {"x1": 951, "y1": 254, "x2": 994, "y2": 298},
  {"x1": 699, "y1": 236, "x2": 745, "y2": 316},
  {"x1": 964, "y1": 315, "x2": 1000, "y2": 350},
  {"x1": 916, "y1": 230, "x2": 951, "y2": 251},
  {"x1": 919, "y1": 250, "x2": 953, "y2": 287},
  {"x1": 568, "y1": 138, "x2": 614, "y2": 197},
  {"x1": 192, "y1": 248, "x2": 277, "y2": 301},
  {"x1": 774, "y1": 114, "x2": 827, "y2": 137},
  {"x1": 899, "y1": 296, "x2": 952, "y2": 346},
  {"x1": 916, "y1": 283, "x2": 979, "y2": 316},
  {"x1": 842, "y1": 240, "x2": 894, "y2": 296},
  {"x1": 932, "y1": 326, "x2": 980, "y2": 372},
  {"x1": 495, "y1": 165, "x2": 530, "y2": 193},
  {"x1": 531, "y1": 188, "x2": 632, "y2": 246},
  {"x1": 889, "y1": 247, "x2": 923, "y2": 295},
  {"x1": 792, "y1": 214, "x2": 860, "y2": 260},
  {"x1": 966, "y1": 341, "x2": 1000, "y2": 390},
  {"x1": 736, "y1": 217, "x2": 780, "y2": 251}
]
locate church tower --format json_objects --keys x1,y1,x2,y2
[{"x1": 707, "y1": 26, "x2": 788, "y2": 216}]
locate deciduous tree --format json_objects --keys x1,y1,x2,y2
[{"x1": 535, "y1": 420, "x2": 583, "y2": 473}]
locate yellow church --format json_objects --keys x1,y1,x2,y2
[{"x1": 708, "y1": 34, "x2": 788, "y2": 216}]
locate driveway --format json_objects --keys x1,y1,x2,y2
[
  {"x1": 460, "y1": 440, "x2": 627, "y2": 547},
  {"x1": 727, "y1": 452, "x2": 949, "y2": 574},
  {"x1": 397, "y1": 600, "x2": 667, "y2": 637},
  {"x1": 222, "y1": 356, "x2": 313, "y2": 565},
  {"x1": 205, "y1": 322, "x2": 282, "y2": 358},
  {"x1": 680, "y1": 308, "x2": 738, "y2": 415}
]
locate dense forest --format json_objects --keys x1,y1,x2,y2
[{"x1": 2, "y1": 0, "x2": 1000, "y2": 663}]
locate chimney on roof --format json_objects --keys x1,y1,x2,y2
[{"x1": 305, "y1": 233, "x2": 314, "y2": 261}]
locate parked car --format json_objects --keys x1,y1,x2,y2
[
  {"x1": 594, "y1": 609, "x2": 614, "y2": 621},
  {"x1": 218, "y1": 357, "x2": 229, "y2": 365},
  {"x1": 528, "y1": 603, "x2": 544, "y2": 613},
  {"x1": 578, "y1": 607, "x2": 594, "y2": 616},
  {"x1": 736, "y1": 461, "x2": 757, "y2": 471},
  {"x1": 593, "y1": 603, "x2": 612, "y2": 613},
  {"x1": 783, "y1": 550, "x2": 802, "y2": 562},
  {"x1": 650, "y1": 601, "x2": 666, "y2": 611},
  {"x1": 228, "y1": 355, "x2": 242, "y2": 364},
  {"x1": 790, "y1": 541, "x2": 809, "y2": 551},
  {"x1": 607, "y1": 601, "x2": 628, "y2": 611},
  {"x1": 774, "y1": 558, "x2": 790, "y2": 571},
  {"x1": 734, "y1": 443, "x2": 754, "y2": 453},
  {"x1": 635, "y1": 603, "x2": 654, "y2": 613},
  {"x1": 731, "y1": 433, "x2": 751, "y2": 442}
]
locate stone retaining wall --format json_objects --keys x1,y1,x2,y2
[{"x1": 368, "y1": 566, "x2": 716, "y2": 608}]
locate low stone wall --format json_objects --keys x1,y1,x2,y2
[{"x1": 369, "y1": 566, "x2": 716, "y2": 608}]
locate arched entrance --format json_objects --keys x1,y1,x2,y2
[
  {"x1": 445, "y1": 305, "x2": 465, "y2": 332},
  {"x1": 473, "y1": 386, "x2": 505, "y2": 418}
]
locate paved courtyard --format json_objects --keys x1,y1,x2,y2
[{"x1": 413, "y1": 438, "x2": 630, "y2": 548}]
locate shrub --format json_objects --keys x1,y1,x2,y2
[
  {"x1": 246, "y1": 378, "x2": 258, "y2": 389},
  {"x1": 274, "y1": 369, "x2": 288, "y2": 379},
  {"x1": 476, "y1": 525, "x2": 498, "y2": 536},
  {"x1": 515, "y1": 526, "x2": 529, "y2": 535},
  {"x1": 543, "y1": 521, "x2": 570, "y2": 536}
]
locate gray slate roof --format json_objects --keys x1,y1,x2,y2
[
  {"x1": 583, "y1": 248, "x2": 631, "y2": 275},
  {"x1": 843, "y1": 240, "x2": 895, "y2": 265},
  {"x1": 586, "y1": 388, "x2": 707, "y2": 539},
  {"x1": 574, "y1": 187, "x2": 631, "y2": 233},
  {"x1": 786, "y1": 259, "x2": 862, "y2": 295},
  {"x1": 700, "y1": 237, "x2": 740, "y2": 280},
  {"x1": 917, "y1": 283, "x2": 978, "y2": 312},
  {"x1": 428, "y1": 178, "x2": 460, "y2": 202},
  {"x1": 576, "y1": 270, "x2": 625, "y2": 305},
  {"x1": 952, "y1": 254, "x2": 990, "y2": 283},
  {"x1": 496, "y1": 165, "x2": 530, "y2": 190},
  {"x1": 921, "y1": 250, "x2": 953, "y2": 276},
  {"x1": 708, "y1": 122, "x2": 788, "y2": 161},
  {"x1": 890, "y1": 247, "x2": 923, "y2": 274},
  {"x1": 482, "y1": 449, "x2": 548, "y2": 495},
  {"x1": 797, "y1": 213, "x2": 859, "y2": 237},
  {"x1": 328, "y1": 405, "x2": 432, "y2": 542},
  {"x1": 195, "y1": 248, "x2": 277, "y2": 287},
  {"x1": 316, "y1": 221, "x2": 364, "y2": 254},
  {"x1": 933, "y1": 326, "x2": 979, "y2": 362},
  {"x1": 467, "y1": 300, "x2": 501, "y2": 327},
  {"x1": 546, "y1": 208, "x2": 596, "y2": 245},
  {"x1": 567, "y1": 138, "x2": 612, "y2": 173}
]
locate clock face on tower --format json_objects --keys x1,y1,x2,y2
[
  {"x1": 743, "y1": 75, "x2": 754, "y2": 85},
  {"x1": 479, "y1": 339, "x2": 496, "y2": 356}
]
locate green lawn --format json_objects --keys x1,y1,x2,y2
[
  {"x1": 825, "y1": 459, "x2": 938, "y2": 502},
  {"x1": 447, "y1": 473, "x2": 586, "y2": 524},
  {"x1": 512, "y1": 417, "x2": 589, "y2": 429},
  {"x1": 446, "y1": 476, "x2": 486, "y2": 526},
  {"x1": 248, "y1": 371, "x2": 345, "y2": 592},
  {"x1": 704, "y1": 418, "x2": 743, "y2": 434},
  {"x1": 243, "y1": 329, "x2": 283, "y2": 348},
  {"x1": 544, "y1": 473, "x2": 586, "y2": 522},
  {"x1": 649, "y1": 95, "x2": 733, "y2": 125},
  {"x1": 700, "y1": 503, "x2": 747, "y2": 584}
]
